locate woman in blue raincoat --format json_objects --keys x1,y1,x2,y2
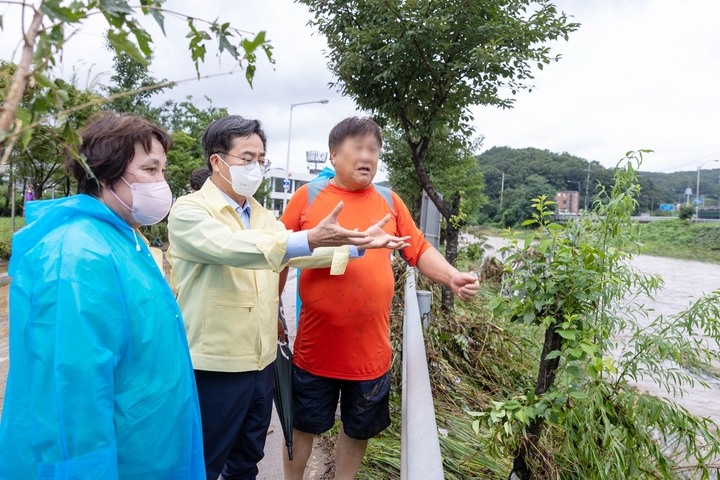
[{"x1": 0, "y1": 113, "x2": 204, "y2": 479}]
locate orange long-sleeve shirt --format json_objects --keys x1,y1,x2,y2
[{"x1": 281, "y1": 180, "x2": 431, "y2": 380}]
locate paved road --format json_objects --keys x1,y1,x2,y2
[{"x1": 259, "y1": 267, "x2": 330, "y2": 479}]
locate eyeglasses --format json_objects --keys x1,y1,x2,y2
[{"x1": 216, "y1": 152, "x2": 272, "y2": 172}]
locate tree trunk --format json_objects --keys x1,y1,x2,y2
[
  {"x1": 403, "y1": 131, "x2": 466, "y2": 309},
  {"x1": 441, "y1": 220, "x2": 460, "y2": 310},
  {"x1": 0, "y1": 7, "x2": 44, "y2": 138},
  {"x1": 440, "y1": 190, "x2": 464, "y2": 310},
  {"x1": 511, "y1": 319, "x2": 563, "y2": 480},
  {"x1": 33, "y1": 182, "x2": 43, "y2": 200}
]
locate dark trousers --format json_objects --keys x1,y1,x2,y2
[{"x1": 194, "y1": 366, "x2": 275, "y2": 480}]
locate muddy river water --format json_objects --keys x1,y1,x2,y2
[{"x1": 480, "y1": 235, "x2": 720, "y2": 425}]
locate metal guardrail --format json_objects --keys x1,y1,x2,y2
[{"x1": 401, "y1": 267, "x2": 444, "y2": 480}]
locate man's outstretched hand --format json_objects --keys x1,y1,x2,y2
[
  {"x1": 307, "y1": 202, "x2": 372, "y2": 249},
  {"x1": 450, "y1": 272, "x2": 480, "y2": 301},
  {"x1": 357, "y1": 214, "x2": 411, "y2": 251}
]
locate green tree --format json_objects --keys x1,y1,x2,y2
[
  {"x1": 164, "y1": 96, "x2": 228, "y2": 198},
  {"x1": 165, "y1": 131, "x2": 201, "y2": 198},
  {"x1": 300, "y1": 0, "x2": 579, "y2": 308},
  {"x1": 678, "y1": 205, "x2": 695, "y2": 220},
  {"x1": 102, "y1": 46, "x2": 173, "y2": 124},
  {"x1": 382, "y1": 128, "x2": 485, "y2": 225},
  {"x1": 1, "y1": 62, "x2": 101, "y2": 200}
]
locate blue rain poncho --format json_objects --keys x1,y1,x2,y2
[{"x1": 0, "y1": 195, "x2": 204, "y2": 479}]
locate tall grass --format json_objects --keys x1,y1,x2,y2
[
  {"x1": 639, "y1": 220, "x2": 720, "y2": 264},
  {"x1": 356, "y1": 267, "x2": 541, "y2": 479}
]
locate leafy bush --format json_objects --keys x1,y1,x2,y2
[
  {"x1": 678, "y1": 205, "x2": 695, "y2": 220},
  {"x1": 0, "y1": 242, "x2": 10, "y2": 259},
  {"x1": 457, "y1": 236, "x2": 488, "y2": 270},
  {"x1": 475, "y1": 152, "x2": 720, "y2": 479}
]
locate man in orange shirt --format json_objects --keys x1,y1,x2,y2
[{"x1": 281, "y1": 117, "x2": 479, "y2": 479}]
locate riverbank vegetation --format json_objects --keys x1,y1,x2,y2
[
  {"x1": 355, "y1": 152, "x2": 720, "y2": 479},
  {"x1": 639, "y1": 220, "x2": 720, "y2": 265}
]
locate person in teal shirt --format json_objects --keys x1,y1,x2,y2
[{"x1": 0, "y1": 112, "x2": 204, "y2": 479}]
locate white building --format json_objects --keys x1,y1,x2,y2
[{"x1": 264, "y1": 168, "x2": 316, "y2": 216}]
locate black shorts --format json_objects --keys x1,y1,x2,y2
[{"x1": 292, "y1": 365, "x2": 391, "y2": 440}]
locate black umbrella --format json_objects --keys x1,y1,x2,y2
[{"x1": 274, "y1": 301, "x2": 294, "y2": 460}]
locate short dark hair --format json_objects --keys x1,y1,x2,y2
[
  {"x1": 201, "y1": 115, "x2": 267, "y2": 169},
  {"x1": 328, "y1": 117, "x2": 382, "y2": 152},
  {"x1": 190, "y1": 167, "x2": 211, "y2": 191},
  {"x1": 68, "y1": 112, "x2": 172, "y2": 197}
]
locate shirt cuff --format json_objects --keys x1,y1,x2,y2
[
  {"x1": 283, "y1": 231, "x2": 313, "y2": 262},
  {"x1": 349, "y1": 246, "x2": 365, "y2": 259}
]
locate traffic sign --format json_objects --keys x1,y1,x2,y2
[
  {"x1": 282, "y1": 179, "x2": 290, "y2": 190},
  {"x1": 694, "y1": 198, "x2": 703, "y2": 205},
  {"x1": 659, "y1": 204, "x2": 675, "y2": 211}
]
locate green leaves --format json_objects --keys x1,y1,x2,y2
[
  {"x1": 480, "y1": 150, "x2": 720, "y2": 477},
  {"x1": 140, "y1": 0, "x2": 166, "y2": 35},
  {"x1": 39, "y1": 0, "x2": 86, "y2": 23},
  {"x1": 107, "y1": 29, "x2": 149, "y2": 65},
  {"x1": 557, "y1": 329, "x2": 575, "y2": 340},
  {"x1": 186, "y1": 19, "x2": 210, "y2": 76}
]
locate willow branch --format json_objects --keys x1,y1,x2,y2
[
  {"x1": 128, "y1": 4, "x2": 255, "y2": 36},
  {"x1": 8, "y1": 69, "x2": 241, "y2": 141}
]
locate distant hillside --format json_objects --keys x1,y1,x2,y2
[
  {"x1": 640, "y1": 169, "x2": 720, "y2": 205},
  {"x1": 476, "y1": 147, "x2": 717, "y2": 226}
]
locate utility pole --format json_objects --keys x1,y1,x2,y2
[
  {"x1": 584, "y1": 165, "x2": 591, "y2": 211},
  {"x1": 283, "y1": 99, "x2": 329, "y2": 212},
  {"x1": 499, "y1": 171, "x2": 505, "y2": 208},
  {"x1": 695, "y1": 160, "x2": 719, "y2": 221}
]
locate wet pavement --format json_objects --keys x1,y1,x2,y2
[{"x1": 259, "y1": 267, "x2": 331, "y2": 479}]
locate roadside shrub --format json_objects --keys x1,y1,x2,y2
[
  {"x1": 678, "y1": 205, "x2": 695, "y2": 220},
  {"x1": 0, "y1": 242, "x2": 10, "y2": 259}
]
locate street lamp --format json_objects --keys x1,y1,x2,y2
[
  {"x1": 283, "y1": 99, "x2": 330, "y2": 211},
  {"x1": 695, "y1": 159, "x2": 719, "y2": 221},
  {"x1": 696, "y1": 159, "x2": 719, "y2": 205}
]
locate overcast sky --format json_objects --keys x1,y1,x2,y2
[{"x1": 2, "y1": 0, "x2": 719, "y2": 176}]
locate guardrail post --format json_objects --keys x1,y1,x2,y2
[{"x1": 401, "y1": 267, "x2": 444, "y2": 479}]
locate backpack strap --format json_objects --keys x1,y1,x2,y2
[
  {"x1": 306, "y1": 179, "x2": 331, "y2": 207},
  {"x1": 372, "y1": 184, "x2": 395, "y2": 212}
]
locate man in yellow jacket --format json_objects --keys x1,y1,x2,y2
[{"x1": 167, "y1": 115, "x2": 408, "y2": 480}]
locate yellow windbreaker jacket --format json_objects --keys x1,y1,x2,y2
[{"x1": 167, "y1": 180, "x2": 350, "y2": 373}]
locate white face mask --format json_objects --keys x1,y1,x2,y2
[
  {"x1": 218, "y1": 157, "x2": 264, "y2": 197},
  {"x1": 108, "y1": 177, "x2": 173, "y2": 226}
]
